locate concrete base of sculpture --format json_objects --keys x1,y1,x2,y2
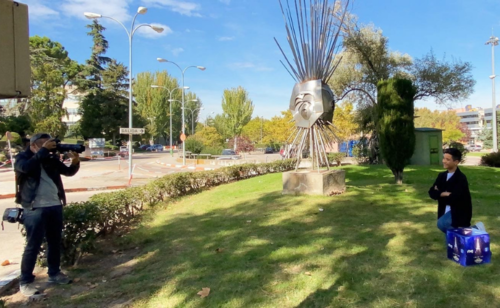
[{"x1": 282, "y1": 169, "x2": 346, "y2": 196}]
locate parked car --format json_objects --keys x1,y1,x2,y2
[
  {"x1": 139, "y1": 144, "x2": 149, "y2": 150},
  {"x1": 216, "y1": 149, "x2": 241, "y2": 160},
  {"x1": 146, "y1": 144, "x2": 164, "y2": 152},
  {"x1": 466, "y1": 144, "x2": 482, "y2": 152},
  {"x1": 264, "y1": 147, "x2": 274, "y2": 154}
]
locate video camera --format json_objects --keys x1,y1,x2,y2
[{"x1": 54, "y1": 138, "x2": 86, "y2": 154}]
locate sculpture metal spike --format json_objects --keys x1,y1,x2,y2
[{"x1": 275, "y1": 0, "x2": 349, "y2": 172}]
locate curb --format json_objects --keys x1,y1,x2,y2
[
  {"x1": 0, "y1": 185, "x2": 128, "y2": 200},
  {"x1": 156, "y1": 161, "x2": 213, "y2": 171},
  {"x1": 0, "y1": 269, "x2": 19, "y2": 296}
]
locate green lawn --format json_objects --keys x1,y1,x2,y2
[
  {"x1": 467, "y1": 152, "x2": 488, "y2": 157},
  {"x1": 23, "y1": 166, "x2": 500, "y2": 307}
]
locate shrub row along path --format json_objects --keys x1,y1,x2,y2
[{"x1": 0, "y1": 151, "x2": 283, "y2": 283}]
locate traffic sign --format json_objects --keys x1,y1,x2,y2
[
  {"x1": 180, "y1": 133, "x2": 186, "y2": 141},
  {"x1": 120, "y1": 128, "x2": 145, "y2": 135}
]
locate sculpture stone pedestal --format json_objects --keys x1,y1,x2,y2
[{"x1": 282, "y1": 169, "x2": 346, "y2": 196}]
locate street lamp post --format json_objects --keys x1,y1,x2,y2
[
  {"x1": 84, "y1": 8, "x2": 164, "y2": 179},
  {"x1": 151, "y1": 85, "x2": 189, "y2": 157},
  {"x1": 183, "y1": 106, "x2": 204, "y2": 135},
  {"x1": 157, "y1": 58, "x2": 206, "y2": 165},
  {"x1": 486, "y1": 35, "x2": 499, "y2": 152}
]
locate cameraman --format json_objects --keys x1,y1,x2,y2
[{"x1": 14, "y1": 133, "x2": 80, "y2": 297}]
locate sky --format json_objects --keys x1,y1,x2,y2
[{"x1": 21, "y1": 0, "x2": 500, "y2": 120}]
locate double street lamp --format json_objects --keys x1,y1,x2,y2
[
  {"x1": 151, "y1": 85, "x2": 189, "y2": 156},
  {"x1": 183, "y1": 107, "x2": 204, "y2": 135},
  {"x1": 84, "y1": 7, "x2": 164, "y2": 179},
  {"x1": 157, "y1": 58, "x2": 205, "y2": 165}
]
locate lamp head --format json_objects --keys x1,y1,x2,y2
[
  {"x1": 84, "y1": 12, "x2": 102, "y2": 19},
  {"x1": 183, "y1": 86, "x2": 190, "y2": 89},
  {"x1": 190, "y1": 99, "x2": 199, "y2": 102},
  {"x1": 150, "y1": 25, "x2": 164, "y2": 33},
  {"x1": 137, "y1": 7, "x2": 148, "y2": 14},
  {"x1": 151, "y1": 85, "x2": 160, "y2": 88},
  {"x1": 197, "y1": 66, "x2": 206, "y2": 71},
  {"x1": 157, "y1": 58, "x2": 168, "y2": 63}
]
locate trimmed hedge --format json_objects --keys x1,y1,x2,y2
[
  {"x1": 481, "y1": 152, "x2": 500, "y2": 167},
  {"x1": 30, "y1": 159, "x2": 297, "y2": 265},
  {"x1": 327, "y1": 152, "x2": 347, "y2": 167}
]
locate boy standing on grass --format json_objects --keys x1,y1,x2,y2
[{"x1": 428, "y1": 148, "x2": 485, "y2": 233}]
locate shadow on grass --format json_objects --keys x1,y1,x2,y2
[{"x1": 7, "y1": 165, "x2": 500, "y2": 307}]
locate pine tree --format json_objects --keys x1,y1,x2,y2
[{"x1": 377, "y1": 78, "x2": 416, "y2": 184}]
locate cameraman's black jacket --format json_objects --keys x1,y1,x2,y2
[{"x1": 14, "y1": 147, "x2": 80, "y2": 208}]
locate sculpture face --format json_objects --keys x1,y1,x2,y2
[{"x1": 289, "y1": 79, "x2": 335, "y2": 128}]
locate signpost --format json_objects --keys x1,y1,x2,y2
[
  {"x1": 5, "y1": 131, "x2": 14, "y2": 171},
  {"x1": 120, "y1": 128, "x2": 145, "y2": 135},
  {"x1": 89, "y1": 138, "x2": 105, "y2": 159},
  {"x1": 119, "y1": 128, "x2": 144, "y2": 178}
]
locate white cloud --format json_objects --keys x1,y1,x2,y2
[
  {"x1": 171, "y1": 47, "x2": 184, "y2": 56},
  {"x1": 229, "y1": 62, "x2": 274, "y2": 71},
  {"x1": 219, "y1": 0, "x2": 231, "y2": 4},
  {"x1": 230, "y1": 62, "x2": 255, "y2": 69},
  {"x1": 136, "y1": 23, "x2": 172, "y2": 38},
  {"x1": 22, "y1": 0, "x2": 59, "y2": 20},
  {"x1": 218, "y1": 36, "x2": 235, "y2": 41},
  {"x1": 141, "y1": 0, "x2": 201, "y2": 17},
  {"x1": 61, "y1": 0, "x2": 132, "y2": 22}
]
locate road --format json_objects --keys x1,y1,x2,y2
[{"x1": 0, "y1": 191, "x2": 106, "y2": 279}]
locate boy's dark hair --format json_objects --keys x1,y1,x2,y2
[{"x1": 444, "y1": 148, "x2": 462, "y2": 162}]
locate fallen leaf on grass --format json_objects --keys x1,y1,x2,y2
[
  {"x1": 197, "y1": 287, "x2": 210, "y2": 298},
  {"x1": 404, "y1": 189, "x2": 408, "y2": 192},
  {"x1": 73, "y1": 278, "x2": 81, "y2": 283},
  {"x1": 86, "y1": 282, "x2": 99, "y2": 289},
  {"x1": 215, "y1": 248, "x2": 224, "y2": 253},
  {"x1": 319, "y1": 208, "x2": 324, "y2": 212},
  {"x1": 246, "y1": 220, "x2": 251, "y2": 223},
  {"x1": 1, "y1": 260, "x2": 11, "y2": 266},
  {"x1": 304, "y1": 272, "x2": 312, "y2": 276},
  {"x1": 112, "y1": 250, "x2": 119, "y2": 254}
]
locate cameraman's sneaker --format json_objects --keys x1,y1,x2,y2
[
  {"x1": 20, "y1": 283, "x2": 42, "y2": 297},
  {"x1": 48, "y1": 272, "x2": 72, "y2": 285},
  {"x1": 472, "y1": 222, "x2": 486, "y2": 232}
]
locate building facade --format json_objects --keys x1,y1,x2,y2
[
  {"x1": 61, "y1": 85, "x2": 82, "y2": 130},
  {"x1": 455, "y1": 104, "x2": 500, "y2": 144}
]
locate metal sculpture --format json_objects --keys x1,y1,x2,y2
[{"x1": 275, "y1": 0, "x2": 349, "y2": 171}]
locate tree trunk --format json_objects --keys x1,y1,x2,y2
[
  {"x1": 393, "y1": 169, "x2": 403, "y2": 184},
  {"x1": 234, "y1": 136, "x2": 238, "y2": 151},
  {"x1": 112, "y1": 133, "x2": 116, "y2": 146}
]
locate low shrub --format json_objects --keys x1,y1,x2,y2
[
  {"x1": 26, "y1": 159, "x2": 297, "y2": 265},
  {"x1": 327, "y1": 152, "x2": 347, "y2": 167},
  {"x1": 481, "y1": 152, "x2": 500, "y2": 167},
  {"x1": 201, "y1": 146, "x2": 224, "y2": 156},
  {"x1": 185, "y1": 136, "x2": 204, "y2": 154}
]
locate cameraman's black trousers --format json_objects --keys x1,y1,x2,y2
[{"x1": 20, "y1": 205, "x2": 63, "y2": 285}]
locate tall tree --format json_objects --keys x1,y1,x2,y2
[
  {"x1": 242, "y1": 117, "x2": 267, "y2": 145},
  {"x1": 220, "y1": 86, "x2": 254, "y2": 150},
  {"x1": 377, "y1": 79, "x2": 416, "y2": 184},
  {"x1": 414, "y1": 108, "x2": 464, "y2": 144},
  {"x1": 133, "y1": 71, "x2": 184, "y2": 144},
  {"x1": 78, "y1": 21, "x2": 129, "y2": 142},
  {"x1": 329, "y1": 22, "x2": 475, "y2": 161},
  {"x1": 28, "y1": 36, "x2": 81, "y2": 137},
  {"x1": 262, "y1": 111, "x2": 294, "y2": 146},
  {"x1": 332, "y1": 101, "x2": 358, "y2": 142}
]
